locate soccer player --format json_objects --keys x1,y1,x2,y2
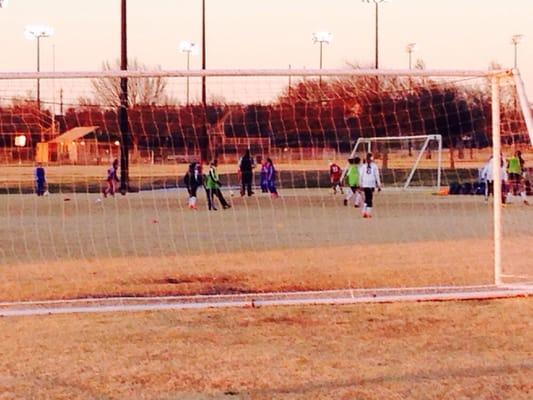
[
  {"x1": 259, "y1": 157, "x2": 269, "y2": 193},
  {"x1": 183, "y1": 162, "x2": 203, "y2": 210},
  {"x1": 343, "y1": 157, "x2": 362, "y2": 208},
  {"x1": 329, "y1": 161, "x2": 343, "y2": 194},
  {"x1": 265, "y1": 158, "x2": 279, "y2": 198},
  {"x1": 359, "y1": 153, "x2": 382, "y2": 218},
  {"x1": 205, "y1": 159, "x2": 231, "y2": 211},
  {"x1": 35, "y1": 163, "x2": 46, "y2": 196},
  {"x1": 481, "y1": 155, "x2": 508, "y2": 204},
  {"x1": 507, "y1": 150, "x2": 529, "y2": 205},
  {"x1": 238, "y1": 149, "x2": 255, "y2": 197},
  {"x1": 103, "y1": 159, "x2": 119, "y2": 198}
]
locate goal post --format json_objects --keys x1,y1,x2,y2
[
  {"x1": 0, "y1": 67, "x2": 531, "y2": 302},
  {"x1": 349, "y1": 134, "x2": 443, "y2": 190}
]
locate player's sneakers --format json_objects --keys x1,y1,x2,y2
[
  {"x1": 223, "y1": 204, "x2": 231, "y2": 209},
  {"x1": 343, "y1": 199, "x2": 348, "y2": 206}
]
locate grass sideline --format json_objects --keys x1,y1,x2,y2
[{"x1": 0, "y1": 298, "x2": 531, "y2": 399}]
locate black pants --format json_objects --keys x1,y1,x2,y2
[
  {"x1": 207, "y1": 188, "x2": 229, "y2": 209},
  {"x1": 187, "y1": 184, "x2": 199, "y2": 198},
  {"x1": 363, "y1": 187, "x2": 374, "y2": 208},
  {"x1": 241, "y1": 171, "x2": 253, "y2": 196}
]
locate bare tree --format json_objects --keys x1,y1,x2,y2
[{"x1": 91, "y1": 59, "x2": 167, "y2": 107}]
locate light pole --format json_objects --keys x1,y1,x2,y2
[
  {"x1": 406, "y1": 42, "x2": 417, "y2": 70},
  {"x1": 363, "y1": 0, "x2": 387, "y2": 69},
  {"x1": 25, "y1": 25, "x2": 54, "y2": 110},
  {"x1": 119, "y1": 0, "x2": 129, "y2": 194},
  {"x1": 312, "y1": 31, "x2": 332, "y2": 85},
  {"x1": 180, "y1": 41, "x2": 199, "y2": 105},
  {"x1": 511, "y1": 34, "x2": 523, "y2": 69}
]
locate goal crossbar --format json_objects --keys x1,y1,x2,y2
[{"x1": 0, "y1": 68, "x2": 511, "y2": 80}]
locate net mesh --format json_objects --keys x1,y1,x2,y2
[{"x1": 0, "y1": 70, "x2": 531, "y2": 302}]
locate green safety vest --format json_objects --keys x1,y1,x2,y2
[
  {"x1": 345, "y1": 165, "x2": 360, "y2": 187},
  {"x1": 205, "y1": 167, "x2": 219, "y2": 189},
  {"x1": 507, "y1": 157, "x2": 522, "y2": 174}
]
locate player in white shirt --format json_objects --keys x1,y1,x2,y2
[
  {"x1": 480, "y1": 155, "x2": 508, "y2": 204},
  {"x1": 359, "y1": 153, "x2": 382, "y2": 218}
]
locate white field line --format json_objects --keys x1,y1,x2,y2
[{"x1": 0, "y1": 285, "x2": 531, "y2": 318}]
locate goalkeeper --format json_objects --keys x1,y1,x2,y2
[{"x1": 343, "y1": 157, "x2": 362, "y2": 208}]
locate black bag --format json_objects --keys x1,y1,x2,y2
[{"x1": 449, "y1": 182, "x2": 461, "y2": 195}]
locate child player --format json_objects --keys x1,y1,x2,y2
[
  {"x1": 35, "y1": 163, "x2": 46, "y2": 196},
  {"x1": 329, "y1": 161, "x2": 343, "y2": 194},
  {"x1": 183, "y1": 162, "x2": 203, "y2": 210},
  {"x1": 343, "y1": 157, "x2": 362, "y2": 207},
  {"x1": 359, "y1": 153, "x2": 382, "y2": 218},
  {"x1": 103, "y1": 159, "x2": 119, "y2": 198}
]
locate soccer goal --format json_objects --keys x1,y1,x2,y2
[
  {"x1": 349, "y1": 134, "x2": 443, "y2": 190},
  {"x1": 0, "y1": 67, "x2": 532, "y2": 304}
]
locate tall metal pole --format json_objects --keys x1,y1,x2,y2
[
  {"x1": 408, "y1": 50, "x2": 412, "y2": 70},
  {"x1": 374, "y1": 2, "x2": 379, "y2": 69},
  {"x1": 186, "y1": 51, "x2": 190, "y2": 105},
  {"x1": 202, "y1": 0, "x2": 206, "y2": 106},
  {"x1": 37, "y1": 36, "x2": 41, "y2": 110},
  {"x1": 119, "y1": 0, "x2": 129, "y2": 194},
  {"x1": 200, "y1": 0, "x2": 209, "y2": 161},
  {"x1": 319, "y1": 42, "x2": 323, "y2": 85},
  {"x1": 514, "y1": 42, "x2": 518, "y2": 69}
]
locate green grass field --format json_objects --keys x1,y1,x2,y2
[{"x1": 1, "y1": 188, "x2": 531, "y2": 302}]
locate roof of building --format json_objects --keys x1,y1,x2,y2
[{"x1": 47, "y1": 126, "x2": 99, "y2": 144}]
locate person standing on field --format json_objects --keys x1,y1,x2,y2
[
  {"x1": 238, "y1": 149, "x2": 255, "y2": 197},
  {"x1": 343, "y1": 157, "x2": 362, "y2": 208},
  {"x1": 103, "y1": 159, "x2": 119, "y2": 198},
  {"x1": 205, "y1": 159, "x2": 231, "y2": 211},
  {"x1": 359, "y1": 153, "x2": 381, "y2": 218},
  {"x1": 329, "y1": 161, "x2": 343, "y2": 194},
  {"x1": 35, "y1": 163, "x2": 46, "y2": 196},
  {"x1": 183, "y1": 162, "x2": 203, "y2": 210},
  {"x1": 265, "y1": 157, "x2": 279, "y2": 198},
  {"x1": 507, "y1": 150, "x2": 529, "y2": 205},
  {"x1": 480, "y1": 155, "x2": 508, "y2": 204}
]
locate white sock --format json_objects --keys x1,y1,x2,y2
[
  {"x1": 354, "y1": 192, "x2": 362, "y2": 207},
  {"x1": 367, "y1": 207, "x2": 372, "y2": 215},
  {"x1": 346, "y1": 191, "x2": 353, "y2": 201}
]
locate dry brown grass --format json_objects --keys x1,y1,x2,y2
[{"x1": 0, "y1": 299, "x2": 531, "y2": 399}]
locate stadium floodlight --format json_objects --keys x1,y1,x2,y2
[
  {"x1": 25, "y1": 24, "x2": 54, "y2": 111},
  {"x1": 312, "y1": 31, "x2": 332, "y2": 85},
  {"x1": 406, "y1": 43, "x2": 417, "y2": 70},
  {"x1": 180, "y1": 41, "x2": 199, "y2": 105},
  {"x1": 511, "y1": 34, "x2": 524, "y2": 69},
  {"x1": 0, "y1": 0, "x2": 9, "y2": 8},
  {"x1": 362, "y1": 0, "x2": 388, "y2": 69}
]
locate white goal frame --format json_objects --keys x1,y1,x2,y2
[
  {"x1": 349, "y1": 134, "x2": 443, "y2": 191},
  {"x1": 0, "y1": 67, "x2": 532, "y2": 291}
]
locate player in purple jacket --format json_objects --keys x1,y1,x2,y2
[{"x1": 265, "y1": 158, "x2": 278, "y2": 198}]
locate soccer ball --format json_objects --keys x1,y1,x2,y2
[
  {"x1": 95, "y1": 198, "x2": 102, "y2": 203},
  {"x1": 44, "y1": 190, "x2": 49, "y2": 196}
]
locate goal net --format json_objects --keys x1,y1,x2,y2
[
  {"x1": 348, "y1": 134, "x2": 443, "y2": 190},
  {"x1": 0, "y1": 68, "x2": 531, "y2": 302}
]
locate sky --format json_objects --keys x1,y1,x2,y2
[{"x1": 1, "y1": 0, "x2": 532, "y2": 100}]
